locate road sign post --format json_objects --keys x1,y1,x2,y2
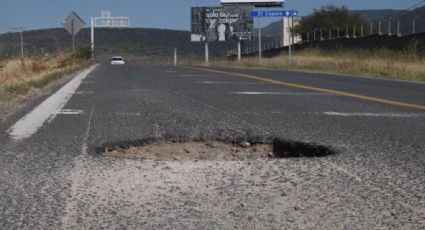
[
  {"x1": 205, "y1": 42, "x2": 209, "y2": 65},
  {"x1": 258, "y1": 18, "x2": 262, "y2": 63},
  {"x1": 251, "y1": 9, "x2": 298, "y2": 66},
  {"x1": 288, "y1": 16, "x2": 292, "y2": 66},
  {"x1": 174, "y1": 48, "x2": 178, "y2": 66},
  {"x1": 237, "y1": 40, "x2": 242, "y2": 63},
  {"x1": 62, "y1": 12, "x2": 86, "y2": 52},
  {"x1": 91, "y1": 17, "x2": 94, "y2": 59}
]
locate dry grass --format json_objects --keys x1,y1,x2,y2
[
  {"x1": 0, "y1": 53, "x2": 90, "y2": 103},
  {"x1": 184, "y1": 48, "x2": 425, "y2": 82}
]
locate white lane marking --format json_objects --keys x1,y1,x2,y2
[
  {"x1": 180, "y1": 74, "x2": 198, "y2": 77},
  {"x1": 166, "y1": 70, "x2": 177, "y2": 73},
  {"x1": 81, "y1": 81, "x2": 94, "y2": 84},
  {"x1": 56, "y1": 109, "x2": 85, "y2": 115},
  {"x1": 8, "y1": 65, "x2": 98, "y2": 141},
  {"x1": 321, "y1": 112, "x2": 425, "y2": 117},
  {"x1": 75, "y1": 91, "x2": 93, "y2": 95},
  {"x1": 82, "y1": 105, "x2": 95, "y2": 155},
  {"x1": 199, "y1": 81, "x2": 264, "y2": 85},
  {"x1": 115, "y1": 112, "x2": 142, "y2": 116},
  {"x1": 230, "y1": 92, "x2": 331, "y2": 95},
  {"x1": 179, "y1": 74, "x2": 212, "y2": 77}
]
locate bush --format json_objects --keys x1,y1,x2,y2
[{"x1": 72, "y1": 45, "x2": 92, "y2": 60}]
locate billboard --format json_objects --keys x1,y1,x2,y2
[
  {"x1": 191, "y1": 6, "x2": 253, "y2": 42},
  {"x1": 221, "y1": 0, "x2": 284, "y2": 7}
]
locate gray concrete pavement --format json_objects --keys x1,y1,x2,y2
[{"x1": 0, "y1": 64, "x2": 424, "y2": 229}]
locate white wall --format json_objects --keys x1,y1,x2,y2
[{"x1": 282, "y1": 17, "x2": 302, "y2": 46}]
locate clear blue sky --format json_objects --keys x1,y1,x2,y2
[{"x1": 0, "y1": 0, "x2": 423, "y2": 33}]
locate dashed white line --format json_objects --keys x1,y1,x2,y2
[
  {"x1": 57, "y1": 109, "x2": 85, "y2": 115},
  {"x1": 75, "y1": 91, "x2": 93, "y2": 95},
  {"x1": 115, "y1": 112, "x2": 142, "y2": 116},
  {"x1": 7, "y1": 65, "x2": 98, "y2": 141}
]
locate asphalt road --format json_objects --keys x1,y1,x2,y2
[{"x1": 0, "y1": 64, "x2": 424, "y2": 229}]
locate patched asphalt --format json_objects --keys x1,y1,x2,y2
[{"x1": 0, "y1": 64, "x2": 424, "y2": 229}]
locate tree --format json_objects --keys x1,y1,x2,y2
[{"x1": 294, "y1": 5, "x2": 366, "y2": 40}]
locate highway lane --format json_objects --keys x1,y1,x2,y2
[{"x1": 0, "y1": 64, "x2": 424, "y2": 229}]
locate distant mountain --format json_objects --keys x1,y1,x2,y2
[
  {"x1": 353, "y1": 9, "x2": 406, "y2": 22},
  {"x1": 0, "y1": 28, "x2": 237, "y2": 58},
  {"x1": 259, "y1": 6, "x2": 425, "y2": 38}
]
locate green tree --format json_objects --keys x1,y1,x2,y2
[
  {"x1": 72, "y1": 45, "x2": 92, "y2": 60},
  {"x1": 294, "y1": 5, "x2": 366, "y2": 40}
]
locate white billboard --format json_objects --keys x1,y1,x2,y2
[
  {"x1": 221, "y1": 0, "x2": 284, "y2": 7},
  {"x1": 191, "y1": 6, "x2": 253, "y2": 42}
]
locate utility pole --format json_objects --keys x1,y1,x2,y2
[{"x1": 19, "y1": 27, "x2": 24, "y2": 59}]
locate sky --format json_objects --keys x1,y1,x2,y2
[{"x1": 0, "y1": 0, "x2": 423, "y2": 33}]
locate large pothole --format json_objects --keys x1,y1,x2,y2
[{"x1": 99, "y1": 138, "x2": 335, "y2": 161}]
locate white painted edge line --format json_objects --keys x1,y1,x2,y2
[
  {"x1": 321, "y1": 112, "x2": 425, "y2": 117},
  {"x1": 7, "y1": 65, "x2": 98, "y2": 141},
  {"x1": 230, "y1": 92, "x2": 332, "y2": 95}
]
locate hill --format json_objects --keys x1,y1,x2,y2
[
  {"x1": 259, "y1": 6, "x2": 425, "y2": 38},
  {"x1": 0, "y1": 27, "x2": 237, "y2": 59}
]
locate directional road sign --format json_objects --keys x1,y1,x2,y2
[
  {"x1": 251, "y1": 10, "x2": 298, "y2": 17},
  {"x1": 62, "y1": 12, "x2": 86, "y2": 36}
]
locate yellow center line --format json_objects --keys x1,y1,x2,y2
[{"x1": 183, "y1": 66, "x2": 425, "y2": 111}]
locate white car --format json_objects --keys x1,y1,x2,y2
[{"x1": 111, "y1": 56, "x2": 125, "y2": 65}]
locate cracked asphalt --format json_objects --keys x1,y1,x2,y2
[{"x1": 0, "y1": 64, "x2": 424, "y2": 229}]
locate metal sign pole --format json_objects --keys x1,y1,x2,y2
[
  {"x1": 288, "y1": 16, "x2": 292, "y2": 66},
  {"x1": 237, "y1": 40, "x2": 241, "y2": 63},
  {"x1": 71, "y1": 19, "x2": 75, "y2": 52},
  {"x1": 91, "y1": 17, "x2": 95, "y2": 59},
  {"x1": 174, "y1": 48, "x2": 177, "y2": 66},
  {"x1": 258, "y1": 17, "x2": 262, "y2": 63},
  {"x1": 282, "y1": 18, "x2": 285, "y2": 47},
  {"x1": 205, "y1": 41, "x2": 209, "y2": 65}
]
